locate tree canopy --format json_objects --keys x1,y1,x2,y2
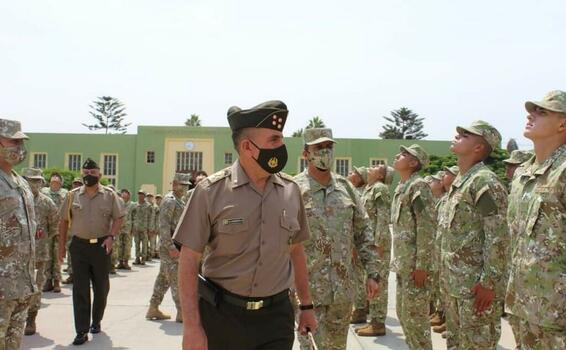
[
  {"x1": 82, "y1": 96, "x2": 131, "y2": 134},
  {"x1": 379, "y1": 107, "x2": 427, "y2": 140}
]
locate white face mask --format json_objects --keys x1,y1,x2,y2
[{"x1": 307, "y1": 148, "x2": 334, "y2": 170}]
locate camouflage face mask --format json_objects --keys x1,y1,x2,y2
[
  {"x1": 307, "y1": 148, "x2": 334, "y2": 171},
  {"x1": 0, "y1": 143, "x2": 27, "y2": 166}
]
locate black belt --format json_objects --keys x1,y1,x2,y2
[{"x1": 73, "y1": 236, "x2": 109, "y2": 244}]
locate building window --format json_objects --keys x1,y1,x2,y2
[
  {"x1": 68, "y1": 154, "x2": 82, "y2": 171},
  {"x1": 33, "y1": 153, "x2": 47, "y2": 169},
  {"x1": 176, "y1": 151, "x2": 203, "y2": 172},
  {"x1": 146, "y1": 151, "x2": 155, "y2": 164},
  {"x1": 102, "y1": 154, "x2": 118, "y2": 187},
  {"x1": 369, "y1": 158, "x2": 387, "y2": 167},
  {"x1": 335, "y1": 158, "x2": 350, "y2": 177},
  {"x1": 224, "y1": 152, "x2": 233, "y2": 165},
  {"x1": 299, "y1": 158, "x2": 308, "y2": 173}
]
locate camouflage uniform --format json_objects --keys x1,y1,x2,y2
[
  {"x1": 294, "y1": 169, "x2": 380, "y2": 350},
  {"x1": 147, "y1": 203, "x2": 159, "y2": 259},
  {"x1": 132, "y1": 200, "x2": 152, "y2": 261},
  {"x1": 116, "y1": 200, "x2": 135, "y2": 263},
  {"x1": 432, "y1": 193, "x2": 448, "y2": 314},
  {"x1": 506, "y1": 145, "x2": 566, "y2": 349},
  {"x1": 391, "y1": 168, "x2": 436, "y2": 350},
  {"x1": 354, "y1": 181, "x2": 391, "y2": 323},
  {"x1": 0, "y1": 169, "x2": 38, "y2": 350},
  {"x1": 149, "y1": 191, "x2": 186, "y2": 312},
  {"x1": 40, "y1": 187, "x2": 66, "y2": 284},
  {"x1": 441, "y1": 161, "x2": 509, "y2": 350}
]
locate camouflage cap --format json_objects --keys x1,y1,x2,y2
[
  {"x1": 155, "y1": 194, "x2": 162, "y2": 198},
  {"x1": 0, "y1": 118, "x2": 28, "y2": 140},
  {"x1": 525, "y1": 90, "x2": 566, "y2": 115},
  {"x1": 353, "y1": 166, "x2": 368, "y2": 184},
  {"x1": 384, "y1": 165, "x2": 395, "y2": 185},
  {"x1": 72, "y1": 177, "x2": 83, "y2": 184},
  {"x1": 400, "y1": 144, "x2": 430, "y2": 167},
  {"x1": 456, "y1": 120, "x2": 502, "y2": 152},
  {"x1": 503, "y1": 150, "x2": 533, "y2": 165},
  {"x1": 21, "y1": 167, "x2": 44, "y2": 180},
  {"x1": 431, "y1": 170, "x2": 446, "y2": 181},
  {"x1": 304, "y1": 128, "x2": 336, "y2": 146},
  {"x1": 174, "y1": 172, "x2": 192, "y2": 185},
  {"x1": 444, "y1": 165, "x2": 459, "y2": 176},
  {"x1": 146, "y1": 193, "x2": 154, "y2": 197},
  {"x1": 137, "y1": 189, "x2": 146, "y2": 195}
]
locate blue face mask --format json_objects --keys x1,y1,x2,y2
[{"x1": 249, "y1": 140, "x2": 288, "y2": 174}]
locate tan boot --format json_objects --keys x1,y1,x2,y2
[
  {"x1": 432, "y1": 323, "x2": 446, "y2": 333},
  {"x1": 42, "y1": 279, "x2": 53, "y2": 292},
  {"x1": 175, "y1": 312, "x2": 183, "y2": 323},
  {"x1": 52, "y1": 279, "x2": 61, "y2": 293},
  {"x1": 355, "y1": 319, "x2": 386, "y2": 336},
  {"x1": 63, "y1": 275, "x2": 73, "y2": 284},
  {"x1": 24, "y1": 312, "x2": 37, "y2": 336},
  {"x1": 350, "y1": 308, "x2": 368, "y2": 324},
  {"x1": 430, "y1": 312, "x2": 445, "y2": 326},
  {"x1": 146, "y1": 305, "x2": 171, "y2": 320}
]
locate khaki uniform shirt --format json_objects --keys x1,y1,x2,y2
[
  {"x1": 59, "y1": 185, "x2": 125, "y2": 239},
  {"x1": 0, "y1": 169, "x2": 37, "y2": 300},
  {"x1": 174, "y1": 161, "x2": 310, "y2": 297}
]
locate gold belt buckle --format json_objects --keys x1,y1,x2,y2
[
  {"x1": 246, "y1": 300, "x2": 264, "y2": 310},
  {"x1": 89, "y1": 238, "x2": 98, "y2": 244}
]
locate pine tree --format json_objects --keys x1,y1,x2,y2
[
  {"x1": 82, "y1": 96, "x2": 131, "y2": 134},
  {"x1": 379, "y1": 107, "x2": 427, "y2": 139}
]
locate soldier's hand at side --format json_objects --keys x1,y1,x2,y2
[
  {"x1": 58, "y1": 246, "x2": 66, "y2": 264},
  {"x1": 298, "y1": 309, "x2": 317, "y2": 335},
  {"x1": 169, "y1": 249, "x2": 180, "y2": 259},
  {"x1": 472, "y1": 283, "x2": 495, "y2": 314},
  {"x1": 366, "y1": 278, "x2": 379, "y2": 299},
  {"x1": 101, "y1": 237, "x2": 113, "y2": 255},
  {"x1": 411, "y1": 269, "x2": 427, "y2": 288},
  {"x1": 183, "y1": 324, "x2": 208, "y2": 350}
]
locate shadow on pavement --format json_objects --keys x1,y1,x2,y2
[
  {"x1": 22, "y1": 333, "x2": 55, "y2": 348},
  {"x1": 158, "y1": 321, "x2": 183, "y2": 336},
  {"x1": 52, "y1": 332, "x2": 129, "y2": 350}
]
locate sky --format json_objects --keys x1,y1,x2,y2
[{"x1": 1, "y1": 0, "x2": 564, "y2": 149}]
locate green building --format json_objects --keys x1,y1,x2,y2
[{"x1": 18, "y1": 126, "x2": 451, "y2": 194}]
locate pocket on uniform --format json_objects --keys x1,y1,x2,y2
[
  {"x1": 525, "y1": 197, "x2": 542, "y2": 236},
  {"x1": 280, "y1": 213, "x2": 300, "y2": 250},
  {"x1": 99, "y1": 205, "x2": 112, "y2": 217},
  {"x1": 214, "y1": 219, "x2": 249, "y2": 255}
]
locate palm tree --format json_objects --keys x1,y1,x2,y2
[
  {"x1": 185, "y1": 114, "x2": 202, "y2": 127},
  {"x1": 306, "y1": 116, "x2": 326, "y2": 129}
]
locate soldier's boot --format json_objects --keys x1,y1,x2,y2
[
  {"x1": 63, "y1": 275, "x2": 73, "y2": 284},
  {"x1": 430, "y1": 312, "x2": 445, "y2": 326},
  {"x1": 355, "y1": 319, "x2": 386, "y2": 336},
  {"x1": 175, "y1": 312, "x2": 182, "y2": 323},
  {"x1": 123, "y1": 260, "x2": 132, "y2": 270},
  {"x1": 24, "y1": 312, "x2": 37, "y2": 336},
  {"x1": 116, "y1": 261, "x2": 125, "y2": 270},
  {"x1": 154, "y1": 253, "x2": 160, "y2": 259},
  {"x1": 432, "y1": 323, "x2": 446, "y2": 333},
  {"x1": 53, "y1": 279, "x2": 61, "y2": 293},
  {"x1": 145, "y1": 305, "x2": 171, "y2": 320},
  {"x1": 109, "y1": 265, "x2": 117, "y2": 275},
  {"x1": 350, "y1": 308, "x2": 368, "y2": 324},
  {"x1": 133, "y1": 257, "x2": 141, "y2": 265},
  {"x1": 42, "y1": 279, "x2": 54, "y2": 292},
  {"x1": 140, "y1": 258, "x2": 146, "y2": 265}
]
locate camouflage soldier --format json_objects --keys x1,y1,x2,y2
[
  {"x1": 441, "y1": 121, "x2": 509, "y2": 350},
  {"x1": 294, "y1": 128, "x2": 380, "y2": 350},
  {"x1": 116, "y1": 189, "x2": 135, "y2": 270},
  {"x1": 40, "y1": 173, "x2": 67, "y2": 293},
  {"x1": 71, "y1": 177, "x2": 83, "y2": 189},
  {"x1": 132, "y1": 191, "x2": 152, "y2": 265},
  {"x1": 22, "y1": 168, "x2": 58, "y2": 336},
  {"x1": 355, "y1": 165, "x2": 394, "y2": 337},
  {"x1": 506, "y1": 91, "x2": 566, "y2": 349},
  {"x1": 153, "y1": 194, "x2": 162, "y2": 259},
  {"x1": 0, "y1": 118, "x2": 37, "y2": 350},
  {"x1": 146, "y1": 173, "x2": 191, "y2": 322},
  {"x1": 348, "y1": 166, "x2": 368, "y2": 195},
  {"x1": 503, "y1": 150, "x2": 533, "y2": 181},
  {"x1": 427, "y1": 170, "x2": 445, "y2": 331},
  {"x1": 146, "y1": 193, "x2": 157, "y2": 261},
  {"x1": 390, "y1": 144, "x2": 436, "y2": 350}
]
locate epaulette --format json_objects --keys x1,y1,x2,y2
[
  {"x1": 70, "y1": 187, "x2": 81, "y2": 194},
  {"x1": 277, "y1": 172, "x2": 296, "y2": 183},
  {"x1": 203, "y1": 167, "x2": 231, "y2": 187}
]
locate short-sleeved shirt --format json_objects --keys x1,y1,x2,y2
[
  {"x1": 173, "y1": 160, "x2": 310, "y2": 298},
  {"x1": 59, "y1": 185, "x2": 125, "y2": 239}
]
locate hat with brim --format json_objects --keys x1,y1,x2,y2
[
  {"x1": 503, "y1": 150, "x2": 533, "y2": 165},
  {"x1": 525, "y1": 90, "x2": 566, "y2": 114},
  {"x1": 72, "y1": 177, "x2": 83, "y2": 184},
  {"x1": 304, "y1": 128, "x2": 336, "y2": 146},
  {"x1": 353, "y1": 166, "x2": 368, "y2": 184},
  {"x1": 137, "y1": 190, "x2": 145, "y2": 195},
  {"x1": 431, "y1": 171, "x2": 446, "y2": 181},
  {"x1": 456, "y1": 120, "x2": 502, "y2": 153},
  {"x1": 444, "y1": 166, "x2": 459, "y2": 176},
  {"x1": 399, "y1": 144, "x2": 429, "y2": 167},
  {"x1": 21, "y1": 167, "x2": 44, "y2": 180},
  {"x1": 174, "y1": 173, "x2": 192, "y2": 185}
]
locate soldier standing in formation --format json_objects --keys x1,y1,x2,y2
[
  {"x1": 355, "y1": 165, "x2": 394, "y2": 337},
  {"x1": 294, "y1": 128, "x2": 380, "y2": 350},
  {"x1": 116, "y1": 189, "x2": 135, "y2": 270},
  {"x1": 146, "y1": 193, "x2": 158, "y2": 261},
  {"x1": 391, "y1": 144, "x2": 436, "y2": 350},
  {"x1": 0, "y1": 119, "x2": 37, "y2": 350},
  {"x1": 21, "y1": 168, "x2": 58, "y2": 336},
  {"x1": 132, "y1": 191, "x2": 152, "y2": 265},
  {"x1": 506, "y1": 90, "x2": 566, "y2": 349},
  {"x1": 427, "y1": 170, "x2": 444, "y2": 334},
  {"x1": 153, "y1": 194, "x2": 163, "y2": 259},
  {"x1": 441, "y1": 121, "x2": 509, "y2": 350},
  {"x1": 146, "y1": 173, "x2": 191, "y2": 322}
]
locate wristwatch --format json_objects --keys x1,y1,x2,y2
[{"x1": 299, "y1": 304, "x2": 314, "y2": 311}]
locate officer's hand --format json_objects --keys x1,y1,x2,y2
[
  {"x1": 472, "y1": 283, "x2": 495, "y2": 315},
  {"x1": 101, "y1": 237, "x2": 113, "y2": 255},
  {"x1": 183, "y1": 325, "x2": 208, "y2": 350},
  {"x1": 411, "y1": 269, "x2": 427, "y2": 288},
  {"x1": 298, "y1": 309, "x2": 317, "y2": 335},
  {"x1": 366, "y1": 278, "x2": 379, "y2": 299},
  {"x1": 169, "y1": 249, "x2": 180, "y2": 259}
]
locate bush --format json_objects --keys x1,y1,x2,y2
[{"x1": 41, "y1": 168, "x2": 109, "y2": 190}]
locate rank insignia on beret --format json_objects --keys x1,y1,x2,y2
[{"x1": 227, "y1": 100, "x2": 288, "y2": 132}]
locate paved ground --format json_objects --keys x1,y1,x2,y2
[{"x1": 22, "y1": 259, "x2": 517, "y2": 349}]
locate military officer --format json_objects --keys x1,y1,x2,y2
[
  {"x1": 132, "y1": 190, "x2": 152, "y2": 265},
  {"x1": 63, "y1": 177, "x2": 84, "y2": 285},
  {"x1": 355, "y1": 165, "x2": 394, "y2": 337},
  {"x1": 391, "y1": 144, "x2": 436, "y2": 350},
  {"x1": 441, "y1": 121, "x2": 509, "y2": 350},
  {"x1": 146, "y1": 173, "x2": 191, "y2": 322},
  {"x1": 116, "y1": 189, "x2": 135, "y2": 270},
  {"x1": 174, "y1": 100, "x2": 317, "y2": 350},
  {"x1": 506, "y1": 90, "x2": 566, "y2": 349},
  {"x1": 0, "y1": 119, "x2": 37, "y2": 350},
  {"x1": 58, "y1": 158, "x2": 125, "y2": 345},
  {"x1": 294, "y1": 128, "x2": 380, "y2": 350}
]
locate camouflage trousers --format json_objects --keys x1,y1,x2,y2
[
  {"x1": 116, "y1": 232, "x2": 132, "y2": 261},
  {"x1": 0, "y1": 295, "x2": 32, "y2": 350},
  {"x1": 133, "y1": 230, "x2": 148, "y2": 259},
  {"x1": 445, "y1": 296, "x2": 502, "y2": 350},
  {"x1": 147, "y1": 232, "x2": 157, "y2": 258},
  {"x1": 508, "y1": 314, "x2": 522, "y2": 349},
  {"x1": 515, "y1": 317, "x2": 565, "y2": 350},
  {"x1": 45, "y1": 235, "x2": 61, "y2": 282},
  {"x1": 149, "y1": 249, "x2": 180, "y2": 310},
  {"x1": 353, "y1": 255, "x2": 390, "y2": 322},
  {"x1": 29, "y1": 260, "x2": 48, "y2": 313},
  {"x1": 298, "y1": 302, "x2": 352, "y2": 350},
  {"x1": 396, "y1": 274, "x2": 432, "y2": 350}
]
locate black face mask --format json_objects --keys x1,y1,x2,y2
[
  {"x1": 83, "y1": 175, "x2": 99, "y2": 187},
  {"x1": 249, "y1": 140, "x2": 288, "y2": 174}
]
